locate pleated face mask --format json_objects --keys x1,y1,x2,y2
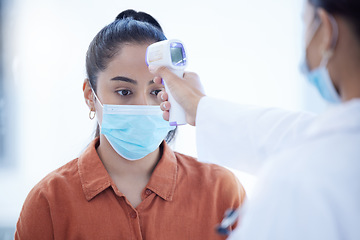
[
  {"x1": 300, "y1": 13, "x2": 341, "y2": 104},
  {"x1": 92, "y1": 90, "x2": 175, "y2": 161}
]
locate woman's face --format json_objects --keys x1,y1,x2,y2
[{"x1": 92, "y1": 43, "x2": 164, "y2": 120}]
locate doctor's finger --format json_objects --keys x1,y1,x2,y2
[
  {"x1": 157, "y1": 91, "x2": 168, "y2": 102},
  {"x1": 163, "y1": 110, "x2": 170, "y2": 121},
  {"x1": 160, "y1": 101, "x2": 171, "y2": 111},
  {"x1": 153, "y1": 76, "x2": 162, "y2": 84}
]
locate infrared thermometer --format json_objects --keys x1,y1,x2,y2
[{"x1": 146, "y1": 39, "x2": 187, "y2": 126}]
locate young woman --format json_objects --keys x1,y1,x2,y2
[{"x1": 15, "y1": 10, "x2": 246, "y2": 240}]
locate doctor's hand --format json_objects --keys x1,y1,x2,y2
[{"x1": 149, "y1": 66, "x2": 205, "y2": 126}]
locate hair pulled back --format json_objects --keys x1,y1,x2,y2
[{"x1": 86, "y1": 9, "x2": 166, "y2": 91}]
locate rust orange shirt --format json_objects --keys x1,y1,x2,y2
[{"x1": 15, "y1": 138, "x2": 246, "y2": 240}]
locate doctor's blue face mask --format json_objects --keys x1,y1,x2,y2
[
  {"x1": 300, "y1": 13, "x2": 341, "y2": 104},
  {"x1": 91, "y1": 89, "x2": 175, "y2": 161}
]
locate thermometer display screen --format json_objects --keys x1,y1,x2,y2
[{"x1": 170, "y1": 42, "x2": 186, "y2": 66}]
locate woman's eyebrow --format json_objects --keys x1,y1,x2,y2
[{"x1": 111, "y1": 76, "x2": 137, "y2": 85}]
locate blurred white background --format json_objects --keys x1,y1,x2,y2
[{"x1": 0, "y1": 0, "x2": 330, "y2": 236}]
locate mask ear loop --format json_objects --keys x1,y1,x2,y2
[
  {"x1": 306, "y1": 16, "x2": 322, "y2": 48},
  {"x1": 88, "y1": 81, "x2": 104, "y2": 108}
]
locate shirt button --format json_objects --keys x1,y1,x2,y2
[
  {"x1": 130, "y1": 212, "x2": 137, "y2": 219},
  {"x1": 145, "y1": 189, "x2": 153, "y2": 195}
]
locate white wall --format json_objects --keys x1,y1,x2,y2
[{"x1": 0, "y1": 0, "x2": 329, "y2": 230}]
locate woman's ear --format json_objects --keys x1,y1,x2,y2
[
  {"x1": 83, "y1": 79, "x2": 95, "y2": 110},
  {"x1": 317, "y1": 8, "x2": 334, "y2": 52}
]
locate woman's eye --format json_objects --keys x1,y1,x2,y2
[
  {"x1": 117, "y1": 90, "x2": 132, "y2": 96},
  {"x1": 151, "y1": 89, "x2": 162, "y2": 96}
]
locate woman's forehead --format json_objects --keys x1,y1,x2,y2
[
  {"x1": 107, "y1": 44, "x2": 149, "y2": 69},
  {"x1": 98, "y1": 43, "x2": 153, "y2": 83}
]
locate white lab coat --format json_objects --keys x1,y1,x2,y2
[{"x1": 196, "y1": 96, "x2": 360, "y2": 240}]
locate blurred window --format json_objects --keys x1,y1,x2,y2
[{"x1": 0, "y1": 0, "x2": 4, "y2": 164}]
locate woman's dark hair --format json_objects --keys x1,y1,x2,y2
[
  {"x1": 86, "y1": 9, "x2": 166, "y2": 89},
  {"x1": 86, "y1": 9, "x2": 176, "y2": 143},
  {"x1": 309, "y1": 0, "x2": 360, "y2": 39}
]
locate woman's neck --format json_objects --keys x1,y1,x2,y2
[{"x1": 96, "y1": 135, "x2": 162, "y2": 179}]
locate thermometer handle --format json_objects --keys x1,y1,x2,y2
[{"x1": 164, "y1": 69, "x2": 187, "y2": 126}]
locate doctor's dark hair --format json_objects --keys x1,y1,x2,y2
[
  {"x1": 86, "y1": 10, "x2": 176, "y2": 143},
  {"x1": 308, "y1": 0, "x2": 360, "y2": 40}
]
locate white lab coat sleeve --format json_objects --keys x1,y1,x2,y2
[{"x1": 196, "y1": 96, "x2": 316, "y2": 174}]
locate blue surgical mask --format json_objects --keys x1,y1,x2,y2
[
  {"x1": 93, "y1": 91, "x2": 175, "y2": 161},
  {"x1": 301, "y1": 14, "x2": 341, "y2": 104},
  {"x1": 301, "y1": 53, "x2": 341, "y2": 103}
]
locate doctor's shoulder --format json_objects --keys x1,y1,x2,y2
[{"x1": 174, "y1": 151, "x2": 246, "y2": 208}]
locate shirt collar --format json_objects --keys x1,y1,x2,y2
[
  {"x1": 78, "y1": 138, "x2": 178, "y2": 202},
  {"x1": 78, "y1": 138, "x2": 112, "y2": 201},
  {"x1": 146, "y1": 142, "x2": 178, "y2": 201}
]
